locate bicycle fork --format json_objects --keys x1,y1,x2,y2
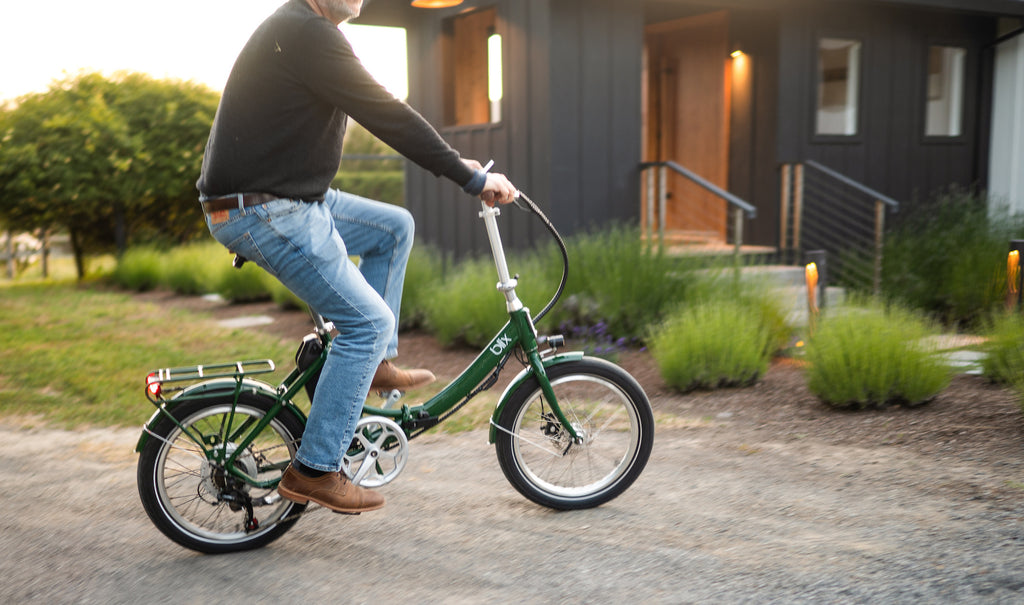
[{"x1": 480, "y1": 199, "x2": 581, "y2": 444}]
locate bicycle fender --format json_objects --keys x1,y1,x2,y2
[
  {"x1": 488, "y1": 352, "x2": 584, "y2": 444},
  {"x1": 135, "y1": 378, "x2": 306, "y2": 452}
]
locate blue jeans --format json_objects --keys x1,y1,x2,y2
[{"x1": 204, "y1": 189, "x2": 414, "y2": 471}]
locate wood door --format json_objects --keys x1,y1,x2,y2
[{"x1": 645, "y1": 11, "x2": 730, "y2": 241}]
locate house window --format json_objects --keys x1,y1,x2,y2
[
  {"x1": 816, "y1": 38, "x2": 861, "y2": 136},
  {"x1": 925, "y1": 46, "x2": 966, "y2": 137},
  {"x1": 442, "y1": 8, "x2": 502, "y2": 126}
]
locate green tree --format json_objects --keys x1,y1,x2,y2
[
  {"x1": 104, "y1": 73, "x2": 220, "y2": 248},
  {"x1": 0, "y1": 75, "x2": 135, "y2": 276},
  {"x1": 0, "y1": 72, "x2": 219, "y2": 278}
]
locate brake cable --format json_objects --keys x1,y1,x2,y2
[{"x1": 512, "y1": 192, "x2": 569, "y2": 325}]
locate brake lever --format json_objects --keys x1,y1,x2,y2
[{"x1": 511, "y1": 191, "x2": 531, "y2": 212}]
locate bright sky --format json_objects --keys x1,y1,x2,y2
[{"x1": 0, "y1": 0, "x2": 409, "y2": 103}]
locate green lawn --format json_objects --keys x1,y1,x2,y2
[{"x1": 0, "y1": 282, "x2": 297, "y2": 427}]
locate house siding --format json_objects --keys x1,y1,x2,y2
[
  {"x1": 548, "y1": 0, "x2": 644, "y2": 234},
  {"x1": 376, "y1": 0, "x2": 643, "y2": 257},
  {"x1": 778, "y1": 1, "x2": 995, "y2": 205},
  {"x1": 357, "y1": 0, "x2": 1022, "y2": 254},
  {"x1": 403, "y1": 0, "x2": 553, "y2": 258}
]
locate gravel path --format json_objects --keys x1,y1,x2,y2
[
  {"x1": 4, "y1": 293, "x2": 1024, "y2": 603},
  {"x1": 1, "y1": 419, "x2": 1022, "y2": 603}
]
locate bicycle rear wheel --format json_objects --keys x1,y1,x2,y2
[
  {"x1": 494, "y1": 357, "x2": 654, "y2": 510},
  {"x1": 137, "y1": 393, "x2": 306, "y2": 553}
]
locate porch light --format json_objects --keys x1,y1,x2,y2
[{"x1": 411, "y1": 0, "x2": 464, "y2": 7}]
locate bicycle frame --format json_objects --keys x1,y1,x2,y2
[{"x1": 138, "y1": 200, "x2": 580, "y2": 487}]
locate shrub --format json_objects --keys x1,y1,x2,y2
[
  {"x1": 545, "y1": 224, "x2": 696, "y2": 341},
  {"x1": 422, "y1": 256, "x2": 507, "y2": 347},
  {"x1": 557, "y1": 320, "x2": 636, "y2": 361},
  {"x1": 648, "y1": 299, "x2": 774, "y2": 392},
  {"x1": 267, "y1": 279, "x2": 305, "y2": 310},
  {"x1": 979, "y1": 310, "x2": 1024, "y2": 386},
  {"x1": 162, "y1": 242, "x2": 221, "y2": 295},
  {"x1": 803, "y1": 301, "x2": 952, "y2": 409},
  {"x1": 400, "y1": 242, "x2": 444, "y2": 330},
  {"x1": 881, "y1": 189, "x2": 1023, "y2": 328},
  {"x1": 419, "y1": 238, "x2": 571, "y2": 347},
  {"x1": 110, "y1": 247, "x2": 164, "y2": 291},
  {"x1": 686, "y1": 266, "x2": 794, "y2": 356},
  {"x1": 211, "y1": 260, "x2": 273, "y2": 303}
]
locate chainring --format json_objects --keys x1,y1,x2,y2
[{"x1": 342, "y1": 416, "x2": 409, "y2": 488}]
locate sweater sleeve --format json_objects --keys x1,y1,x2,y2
[{"x1": 291, "y1": 18, "x2": 475, "y2": 188}]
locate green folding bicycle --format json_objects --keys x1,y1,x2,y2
[{"x1": 136, "y1": 193, "x2": 655, "y2": 554}]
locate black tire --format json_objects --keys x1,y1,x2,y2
[
  {"x1": 494, "y1": 358, "x2": 654, "y2": 510},
  {"x1": 137, "y1": 393, "x2": 306, "y2": 554}
]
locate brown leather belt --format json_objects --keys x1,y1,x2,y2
[{"x1": 201, "y1": 192, "x2": 279, "y2": 214}]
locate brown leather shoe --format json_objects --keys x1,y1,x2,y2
[
  {"x1": 370, "y1": 359, "x2": 436, "y2": 390},
  {"x1": 278, "y1": 465, "x2": 385, "y2": 514}
]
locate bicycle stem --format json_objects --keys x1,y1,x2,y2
[{"x1": 480, "y1": 201, "x2": 524, "y2": 313}]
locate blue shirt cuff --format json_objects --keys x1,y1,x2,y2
[{"x1": 462, "y1": 170, "x2": 487, "y2": 196}]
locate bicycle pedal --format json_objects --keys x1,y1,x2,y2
[{"x1": 377, "y1": 388, "x2": 404, "y2": 409}]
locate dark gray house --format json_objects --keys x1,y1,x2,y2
[{"x1": 358, "y1": 0, "x2": 1024, "y2": 268}]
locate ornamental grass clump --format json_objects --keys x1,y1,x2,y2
[
  {"x1": 803, "y1": 302, "x2": 952, "y2": 409},
  {"x1": 648, "y1": 299, "x2": 773, "y2": 392},
  {"x1": 979, "y1": 311, "x2": 1024, "y2": 388},
  {"x1": 422, "y1": 256, "x2": 507, "y2": 347}
]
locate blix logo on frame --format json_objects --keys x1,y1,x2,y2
[{"x1": 490, "y1": 335, "x2": 513, "y2": 356}]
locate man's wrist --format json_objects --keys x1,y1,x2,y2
[{"x1": 462, "y1": 170, "x2": 487, "y2": 196}]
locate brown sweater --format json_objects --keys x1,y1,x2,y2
[{"x1": 197, "y1": 0, "x2": 474, "y2": 201}]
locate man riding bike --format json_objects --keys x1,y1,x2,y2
[{"x1": 196, "y1": 0, "x2": 518, "y2": 514}]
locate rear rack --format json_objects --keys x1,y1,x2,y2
[{"x1": 148, "y1": 360, "x2": 277, "y2": 384}]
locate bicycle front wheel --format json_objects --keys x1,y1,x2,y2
[
  {"x1": 137, "y1": 393, "x2": 306, "y2": 554},
  {"x1": 494, "y1": 357, "x2": 654, "y2": 510}
]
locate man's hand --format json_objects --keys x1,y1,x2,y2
[
  {"x1": 462, "y1": 158, "x2": 517, "y2": 205},
  {"x1": 480, "y1": 172, "x2": 518, "y2": 206}
]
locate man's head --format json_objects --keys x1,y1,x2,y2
[{"x1": 307, "y1": 0, "x2": 363, "y2": 24}]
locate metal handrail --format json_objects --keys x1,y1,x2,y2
[
  {"x1": 804, "y1": 160, "x2": 900, "y2": 211},
  {"x1": 782, "y1": 161, "x2": 901, "y2": 294},
  {"x1": 641, "y1": 161, "x2": 758, "y2": 217},
  {"x1": 639, "y1": 161, "x2": 757, "y2": 257}
]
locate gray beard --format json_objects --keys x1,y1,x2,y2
[{"x1": 323, "y1": 0, "x2": 359, "y2": 22}]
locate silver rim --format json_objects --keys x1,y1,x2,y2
[
  {"x1": 153, "y1": 404, "x2": 298, "y2": 545},
  {"x1": 510, "y1": 374, "x2": 641, "y2": 500}
]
